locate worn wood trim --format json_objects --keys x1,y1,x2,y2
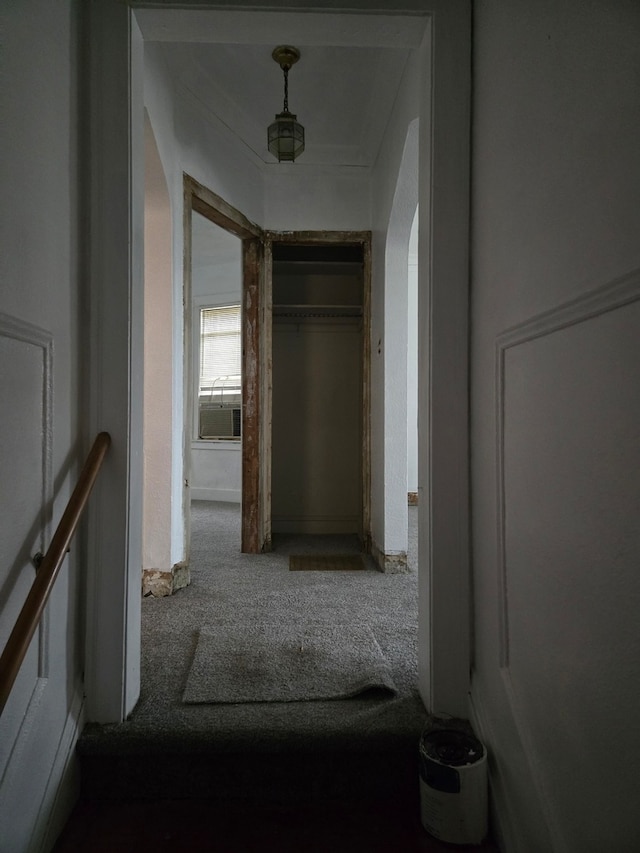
[
  {"x1": 183, "y1": 174, "x2": 265, "y2": 553},
  {"x1": 182, "y1": 180, "x2": 193, "y2": 561},
  {"x1": 261, "y1": 237, "x2": 273, "y2": 551},
  {"x1": 264, "y1": 230, "x2": 370, "y2": 245},
  {"x1": 185, "y1": 175, "x2": 262, "y2": 239},
  {"x1": 241, "y1": 238, "x2": 263, "y2": 552},
  {"x1": 361, "y1": 236, "x2": 372, "y2": 551}
]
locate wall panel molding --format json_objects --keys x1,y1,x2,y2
[
  {"x1": 469, "y1": 685, "x2": 523, "y2": 853},
  {"x1": 0, "y1": 312, "x2": 53, "y2": 678},
  {"x1": 0, "y1": 313, "x2": 53, "y2": 786},
  {"x1": 490, "y1": 268, "x2": 640, "y2": 851},
  {"x1": 494, "y1": 268, "x2": 640, "y2": 669}
]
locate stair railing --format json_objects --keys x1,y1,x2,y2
[{"x1": 0, "y1": 432, "x2": 111, "y2": 714}]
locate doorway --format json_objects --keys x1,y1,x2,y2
[
  {"x1": 185, "y1": 205, "x2": 373, "y2": 556},
  {"x1": 271, "y1": 242, "x2": 368, "y2": 544},
  {"x1": 183, "y1": 176, "x2": 263, "y2": 555},
  {"x1": 87, "y1": 2, "x2": 471, "y2": 724},
  {"x1": 266, "y1": 234, "x2": 372, "y2": 551},
  {"x1": 190, "y1": 213, "x2": 243, "y2": 518}
]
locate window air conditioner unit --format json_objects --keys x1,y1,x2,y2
[{"x1": 199, "y1": 406, "x2": 241, "y2": 439}]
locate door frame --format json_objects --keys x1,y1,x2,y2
[
  {"x1": 184, "y1": 192, "x2": 372, "y2": 554},
  {"x1": 264, "y1": 230, "x2": 372, "y2": 551},
  {"x1": 87, "y1": 0, "x2": 471, "y2": 723},
  {"x1": 183, "y1": 176, "x2": 264, "y2": 554}
]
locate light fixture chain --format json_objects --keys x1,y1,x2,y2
[{"x1": 283, "y1": 66, "x2": 289, "y2": 113}]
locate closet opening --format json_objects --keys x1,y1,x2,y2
[{"x1": 269, "y1": 238, "x2": 370, "y2": 551}]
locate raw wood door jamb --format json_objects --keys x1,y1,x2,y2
[{"x1": 183, "y1": 175, "x2": 263, "y2": 553}]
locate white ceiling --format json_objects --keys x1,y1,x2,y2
[{"x1": 137, "y1": 8, "x2": 427, "y2": 168}]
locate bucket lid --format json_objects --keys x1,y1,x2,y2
[{"x1": 420, "y1": 729, "x2": 485, "y2": 767}]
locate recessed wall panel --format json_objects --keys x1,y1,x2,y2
[
  {"x1": 499, "y1": 293, "x2": 640, "y2": 846},
  {"x1": 0, "y1": 316, "x2": 52, "y2": 772}
]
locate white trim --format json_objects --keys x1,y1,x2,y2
[
  {"x1": 488, "y1": 268, "x2": 640, "y2": 853},
  {"x1": 0, "y1": 686, "x2": 83, "y2": 853},
  {"x1": 417, "y1": 0, "x2": 471, "y2": 718},
  {"x1": 191, "y1": 487, "x2": 241, "y2": 503},
  {"x1": 33, "y1": 691, "x2": 84, "y2": 853},
  {"x1": 0, "y1": 313, "x2": 53, "y2": 684},
  {"x1": 85, "y1": 1, "x2": 144, "y2": 722},
  {"x1": 469, "y1": 686, "x2": 525, "y2": 853},
  {"x1": 495, "y1": 268, "x2": 640, "y2": 669},
  {"x1": 383, "y1": 119, "x2": 418, "y2": 561},
  {"x1": 0, "y1": 678, "x2": 46, "y2": 791},
  {"x1": 191, "y1": 439, "x2": 241, "y2": 450},
  {"x1": 134, "y1": 8, "x2": 428, "y2": 48}
]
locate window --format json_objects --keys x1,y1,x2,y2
[{"x1": 198, "y1": 304, "x2": 242, "y2": 440}]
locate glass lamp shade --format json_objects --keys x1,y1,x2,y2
[{"x1": 267, "y1": 111, "x2": 305, "y2": 162}]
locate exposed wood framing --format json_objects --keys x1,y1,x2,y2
[
  {"x1": 241, "y1": 238, "x2": 262, "y2": 552},
  {"x1": 182, "y1": 180, "x2": 194, "y2": 563},
  {"x1": 265, "y1": 230, "x2": 371, "y2": 245},
  {"x1": 183, "y1": 196, "x2": 372, "y2": 554},
  {"x1": 261, "y1": 236, "x2": 273, "y2": 552},
  {"x1": 361, "y1": 236, "x2": 372, "y2": 551},
  {"x1": 186, "y1": 175, "x2": 262, "y2": 239},
  {"x1": 183, "y1": 174, "x2": 264, "y2": 554}
]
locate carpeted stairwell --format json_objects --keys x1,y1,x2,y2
[
  {"x1": 55, "y1": 502, "x2": 496, "y2": 853},
  {"x1": 58, "y1": 504, "x2": 499, "y2": 849},
  {"x1": 76, "y1": 503, "x2": 425, "y2": 808}
]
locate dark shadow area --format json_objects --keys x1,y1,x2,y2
[
  {"x1": 78, "y1": 503, "x2": 424, "y2": 794},
  {"x1": 67, "y1": 502, "x2": 499, "y2": 850}
]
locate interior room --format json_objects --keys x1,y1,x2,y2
[{"x1": 2, "y1": 2, "x2": 639, "y2": 851}]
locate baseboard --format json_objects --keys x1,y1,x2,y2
[
  {"x1": 371, "y1": 539, "x2": 409, "y2": 574},
  {"x1": 468, "y1": 688, "x2": 519, "y2": 853},
  {"x1": 32, "y1": 688, "x2": 84, "y2": 853},
  {"x1": 142, "y1": 561, "x2": 190, "y2": 597},
  {"x1": 190, "y1": 487, "x2": 241, "y2": 503}
]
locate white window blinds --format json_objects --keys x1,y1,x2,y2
[{"x1": 199, "y1": 305, "x2": 241, "y2": 389}]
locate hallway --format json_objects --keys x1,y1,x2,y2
[{"x1": 84, "y1": 501, "x2": 424, "y2": 749}]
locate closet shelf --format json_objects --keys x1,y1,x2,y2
[{"x1": 273, "y1": 304, "x2": 362, "y2": 318}]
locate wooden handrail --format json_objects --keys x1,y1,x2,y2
[{"x1": 0, "y1": 432, "x2": 111, "y2": 714}]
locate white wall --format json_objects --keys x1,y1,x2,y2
[
  {"x1": 370, "y1": 42, "x2": 421, "y2": 565},
  {"x1": 144, "y1": 43, "x2": 265, "y2": 552},
  {"x1": 143, "y1": 41, "x2": 384, "y2": 535},
  {"x1": 0, "y1": 1, "x2": 85, "y2": 848},
  {"x1": 470, "y1": 2, "x2": 640, "y2": 850},
  {"x1": 143, "y1": 113, "x2": 174, "y2": 572},
  {"x1": 264, "y1": 165, "x2": 370, "y2": 231},
  {"x1": 142, "y1": 45, "x2": 184, "y2": 567}
]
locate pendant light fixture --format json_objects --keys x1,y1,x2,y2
[{"x1": 268, "y1": 46, "x2": 305, "y2": 163}]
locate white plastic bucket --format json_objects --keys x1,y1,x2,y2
[{"x1": 419, "y1": 726, "x2": 488, "y2": 845}]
